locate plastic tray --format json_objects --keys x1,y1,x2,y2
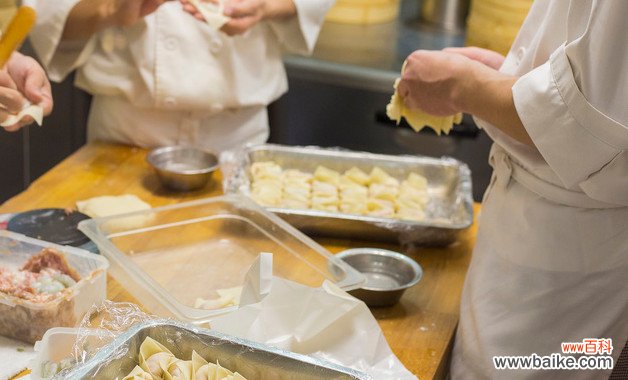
[
  {"x1": 78, "y1": 195, "x2": 364, "y2": 323},
  {"x1": 0, "y1": 231, "x2": 109, "y2": 344}
]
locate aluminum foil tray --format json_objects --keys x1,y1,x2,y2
[
  {"x1": 63, "y1": 321, "x2": 371, "y2": 379},
  {"x1": 222, "y1": 144, "x2": 474, "y2": 246}
]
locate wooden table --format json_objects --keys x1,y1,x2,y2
[{"x1": 0, "y1": 142, "x2": 478, "y2": 379}]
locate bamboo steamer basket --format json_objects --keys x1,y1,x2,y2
[
  {"x1": 326, "y1": 0, "x2": 401, "y2": 25},
  {"x1": 465, "y1": 0, "x2": 533, "y2": 55}
]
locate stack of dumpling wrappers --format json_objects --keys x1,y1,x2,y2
[
  {"x1": 250, "y1": 162, "x2": 429, "y2": 221},
  {"x1": 123, "y1": 337, "x2": 246, "y2": 380}
]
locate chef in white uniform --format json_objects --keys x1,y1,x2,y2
[
  {"x1": 23, "y1": 0, "x2": 333, "y2": 152},
  {"x1": 398, "y1": 0, "x2": 628, "y2": 378}
]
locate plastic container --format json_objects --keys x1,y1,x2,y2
[
  {"x1": 0, "y1": 231, "x2": 109, "y2": 344},
  {"x1": 78, "y1": 195, "x2": 365, "y2": 323},
  {"x1": 29, "y1": 327, "x2": 109, "y2": 380}
]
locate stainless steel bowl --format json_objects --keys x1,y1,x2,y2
[
  {"x1": 146, "y1": 146, "x2": 219, "y2": 191},
  {"x1": 335, "y1": 248, "x2": 423, "y2": 307}
]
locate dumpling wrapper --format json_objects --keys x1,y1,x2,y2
[
  {"x1": 366, "y1": 198, "x2": 395, "y2": 218},
  {"x1": 191, "y1": 351, "x2": 208, "y2": 375},
  {"x1": 386, "y1": 77, "x2": 462, "y2": 135},
  {"x1": 139, "y1": 337, "x2": 175, "y2": 378},
  {"x1": 312, "y1": 181, "x2": 338, "y2": 198},
  {"x1": 195, "y1": 362, "x2": 218, "y2": 380},
  {"x1": 194, "y1": 286, "x2": 243, "y2": 310},
  {"x1": 282, "y1": 169, "x2": 313, "y2": 183},
  {"x1": 0, "y1": 103, "x2": 44, "y2": 127},
  {"x1": 343, "y1": 167, "x2": 370, "y2": 186},
  {"x1": 369, "y1": 183, "x2": 399, "y2": 202},
  {"x1": 314, "y1": 166, "x2": 341, "y2": 185},
  {"x1": 187, "y1": 0, "x2": 231, "y2": 30},
  {"x1": 340, "y1": 202, "x2": 368, "y2": 215},
  {"x1": 250, "y1": 162, "x2": 282, "y2": 180},
  {"x1": 369, "y1": 167, "x2": 399, "y2": 187},
  {"x1": 164, "y1": 359, "x2": 193, "y2": 380},
  {"x1": 215, "y1": 362, "x2": 234, "y2": 379},
  {"x1": 76, "y1": 194, "x2": 153, "y2": 232},
  {"x1": 283, "y1": 186, "x2": 310, "y2": 203},
  {"x1": 123, "y1": 365, "x2": 153, "y2": 380}
]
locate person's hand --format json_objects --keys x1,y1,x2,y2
[
  {"x1": 1, "y1": 53, "x2": 53, "y2": 132},
  {"x1": 398, "y1": 49, "x2": 533, "y2": 147},
  {"x1": 0, "y1": 70, "x2": 28, "y2": 132},
  {"x1": 397, "y1": 50, "x2": 480, "y2": 116},
  {"x1": 111, "y1": 0, "x2": 169, "y2": 27},
  {"x1": 442, "y1": 46, "x2": 505, "y2": 70},
  {"x1": 181, "y1": 0, "x2": 266, "y2": 36}
]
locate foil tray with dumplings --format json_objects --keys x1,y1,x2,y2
[
  {"x1": 62, "y1": 321, "x2": 371, "y2": 379},
  {"x1": 222, "y1": 144, "x2": 474, "y2": 246}
]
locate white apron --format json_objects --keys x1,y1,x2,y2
[
  {"x1": 451, "y1": 145, "x2": 628, "y2": 379},
  {"x1": 87, "y1": 95, "x2": 269, "y2": 152},
  {"x1": 450, "y1": 1, "x2": 628, "y2": 378}
]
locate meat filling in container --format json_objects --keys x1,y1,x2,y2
[{"x1": 0, "y1": 231, "x2": 108, "y2": 344}]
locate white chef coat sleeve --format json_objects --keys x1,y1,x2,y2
[
  {"x1": 511, "y1": 6, "x2": 628, "y2": 205},
  {"x1": 24, "y1": 0, "x2": 97, "y2": 82},
  {"x1": 266, "y1": 0, "x2": 334, "y2": 54}
]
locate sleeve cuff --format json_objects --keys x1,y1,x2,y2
[
  {"x1": 512, "y1": 44, "x2": 628, "y2": 189},
  {"x1": 266, "y1": 0, "x2": 333, "y2": 54},
  {"x1": 26, "y1": 0, "x2": 95, "y2": 82}
]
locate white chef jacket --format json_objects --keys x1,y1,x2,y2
[
  {"x1": 24, "y1": 0, "x2": 333, "y2": 152},
  {"x1": 451, "y1": 1, "x2": 628, "y2": 379}
]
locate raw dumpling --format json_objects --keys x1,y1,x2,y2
[
  {"x1": 283, "y1": 186, "x2": 310, "y2": 204},
  {"x1": 311, "y1": 197, "x2": 339, "y2": 212},
  {"x1": 343, "y1": 167, "x2": 370, "y2": 186},
  {"x1": 282, "y1": 169, "x2": 313, "y2": 184},
  {"x1": 369, "y1": 183, "x2": 399, "y2": 202},
  {"x1": 250, "y1": 162, "x2": 282, "y2": 181},
  {"x1": 123, "y1": 366, "x2": 153, "y2": 380},
  {"x1": 164, "y1": 359, "x2": 193, "y2": 380},
  {"x1": 195, "y1": 362, "x2": 218, "y2": 380},
  {"x1": 386, "y1": 77, "x2": 462, "y2": 135},
  {"x1": 340, "y1": 201, "x2": 368, "y2": 215},
  {"x1": 187, "y1": 0, "x2": 231, "y2": 30},
  {"x1": 367, "y1": 198, "x2": 395, "y2": 218},
  {"x1": 282, "y1": 170, "x2": 311, "y2": 209},
  {"x1": 191, "y1": 351, "x2": 208, "y2": 375},
  {"x1": 195, "y1": 286, "x2": 242, "y2": 310},
  {"x1": 404, "y1": 173, "x2": 428, "y2": 190},
  {"x1": 369, "y1": 167, "x2": 399, "y2": 187},
  {"x1": 312, "y1": 181, "x2": 338, "y2": 198},
  {"x1": 251, "y1": 179, "x2": 282, "y2": 207},
  {"x1": 314, "y1": 166, "x2": 341, "y2": 185},
  {"x1": 139, "y1": 337, "x2": 175, "y2": 379}
]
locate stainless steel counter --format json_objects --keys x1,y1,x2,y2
[{"x1": 284, "y1": 0, "x2": 465, "y2": 93}]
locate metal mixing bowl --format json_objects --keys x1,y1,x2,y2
[
  {"x1": 146, "y1": 146, "x2": 219, "y2": 191},
  {"x1": 335, "y1": 248, "x2": 423, "y2": 307}
]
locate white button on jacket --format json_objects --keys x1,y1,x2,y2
[{"x1": 25, "y1": 0, "x2": 334, "y2": 153}]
